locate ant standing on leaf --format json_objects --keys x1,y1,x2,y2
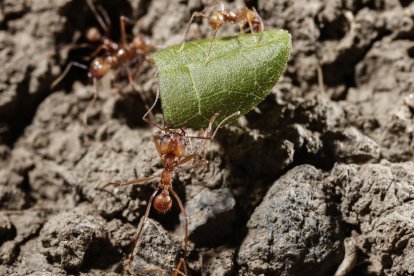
[
  {"x1": 52, "y1": 0, "x2": 155, "y2": 124},
  {"x1": 100, "y1": 91, "x2": 240, "y2": 275},
  {"x1": 179, "y1": 0, "x2": 264, "y2": 61}
]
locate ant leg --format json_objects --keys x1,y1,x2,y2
[
  {"x1": 239, "y1": 22, "x2": 245, "y2": 34},
  {"x1": 169, "y1": 189, "x2": 189, "y2": 259},
  {"x1": 131, "y1": 60, "x2": 144, "y2": 82},
  {"x1": 85, "y1": 44, "x2": 110, "y2": 61},
  {"x1": 120, "y1": 16, "x2": 137, "y2": 47},
  {"x1": 86, "y1": 0, "x2": 110, "y2": 34},
  {"x1": 129, "y1": 63, "x2": 151, "y2": 104},
  {"x1": 179, "y1": 0, "x2": 225, "y2": 52},
  {"x1": 172, "y1": 258, "x2": 187, "y2": 276},
  {"x1": 185, "y1": 112, "x2": 218, "y2": 140},
  {"x1": 100, "y1": 174, "x2": 160, "y2": 190},
  {"x1": 186, "y1": 111, "x2": 240, "y2": 156},
  {"x1": 175, "y1": 159, "x2": 208, "y2": 174},
  {"x1": 120, "y1": 16, "x2": 128, "y2": 47},
  {"x1": 125, "y1": 65, "x2": 151, "y2": 108},
  {"x1": 144, "y1": 54, "x2": 155, "y2": 65},
  {"x1": 184, "y1": 113, "x2": 218, "y2": 157},
  {"x1": 126, "y1": 66, "x2": 139, "y2": 92},
  {"x1": 51, "y1": 62, "x2": 88, "y2": 89},
  {"x1": 246, "y1": 17, "x2": 257, "y2": 42},
  {"x1": 176, "y1": 153, "x2": 197, "y2": 166},
  {"x1": 125, "y1": 63, "x2": 150, "y2": 108},
  {"x1": 253, "y1": 7, "x2": 264, "y2": 33},
  {"x1": 205, "y1": 27, "x2": 220, "y2": 64},
  {"x1": 179, "y1": 11, "x2": 209, "y2": 52},
  {"x1": 197, "y1": 113, "x2": 218, "y2": 157},
  {"x1": 127, "y1": 189, "x2": 160, "y2": 273},
  {"x1": 83, "y1": 77, "x2": 99, "y2": 125}
]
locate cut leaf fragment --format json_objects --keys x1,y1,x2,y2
[{"x1": 152, "y1": 30, "x2": 292, "y2": 128}]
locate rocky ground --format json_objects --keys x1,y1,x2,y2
[{"x1": 0, "y1": 0, "x2": 413, "y2": 275}]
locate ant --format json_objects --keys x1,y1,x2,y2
[
  {"x1": 52, "y1": 0, "x2": 154, "y2": 124},
  {"x1": 179, "y1": 0, "x2": 264, "y2": 61},
  {"x1": 100, "y1": 91, "x2": 240, "y2": 275}
]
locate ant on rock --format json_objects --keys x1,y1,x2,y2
[
  {"x1": 179, "y1": 0, "x2": 264, "y2": 61},
  {"x1": 52, "y1": 0, "x2": 154, "y2": 124},
  {"x1": 101, "y1": 91, "x2": 239, "y2": 275}
]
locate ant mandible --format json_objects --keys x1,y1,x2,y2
[
  {"x1": 179, "y1": 0, "x2": 264, "y2": 61},
  {"x1": 52, "y1": 0, "x2": 154, "y2": 124},
  {"x1": 101, "y1": 91, "x2": 239, "y2": 275}
]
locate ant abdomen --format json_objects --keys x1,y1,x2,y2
[
  {"x1": 89, "y1": 57, "x2": 111, "y2": 79},
  {"x1": 208, "y1": 12, "x2": 225, "y2": 30},
  {"x1": 154, "y1": 190, "x2": 173, "y2": 213}
]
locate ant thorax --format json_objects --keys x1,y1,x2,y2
[{"x1": 223, "y1": 10, "x2": 237, "y2": 23}]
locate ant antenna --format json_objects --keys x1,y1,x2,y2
[
  {"x1": 86, "y1": 0, "x2": 110, "y2": 34},
  {"x1": 179, "y1": 0, "x2": 224, "y2": 52},
  {"x1": 210, "y1": 111, "x2": 241, "y2": 138},
  {"x1": 142, "y1": 89, "x2": 163, "y2": 130},
  {"x1": 187, "y1": 111, "x2": 241, "y2": 140},
  {"x1": 205, "y1": 28, "x2": 219, "y2": 64}
]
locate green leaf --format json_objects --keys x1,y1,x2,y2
[{"x1": 152, "y1": 30, "x2": 292, "y2": 128}]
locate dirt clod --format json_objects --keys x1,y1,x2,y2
[
  {"x1": 40, "y1": 211, "x2": 107, "y2": 270},
  {"x1": 237, "y1": 165, "x2": 343, "y2": 275}
]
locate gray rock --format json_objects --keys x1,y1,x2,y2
[
  {"x1": 328, "y1": 162, "x2": 414, "y2": 275},
  {"x1": 40, "y1": 211, "x2": 106, "y2": 270},
  {"x1": 131, "y1": 219, "x2": 183, "y2": 275},
  {"x1": 199, "y1": 246, "x2": 236, "y2": 276},
  {"x1": 237, "y1": 165, "x2": 343, "y2": 275},
  {"x1": 186, "y1": 187, "x2": 236, "y2": 246},
  {"x1": 326, "y1": 126, "x2": 380, "y2": 163}
]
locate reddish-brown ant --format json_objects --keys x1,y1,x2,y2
[
  {"x1": 52, "y1": 0, "x2": 154, "y2": 124},
  {"x1": 100, "y1": 91, "x2": 240, "y2": 275},
  {"x1": 179, "y1": 0, "x2": 264, "y2": 61}
]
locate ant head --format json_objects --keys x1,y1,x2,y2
[
  {"x1": 246, "y1": 10, "x2": 256, "y2": 25},
  {"x1": 208, "y1": 11, "x2": 225, "y2": 30},
  {"x1": 251, "y1": 9, "x2": 264, "y2": 32},
  {"x1": 157, "y1": 131, "x2": 187, "y2": 157},
  {"x1": 132, "y1": 34, "x2": 154, "y2": 54},
  {"x1": 132, "y1": 35, "x2": 146, "y2": 50},
  {"x1": 154, "y1": 189, "x2": 172, "y2": 213},
  {"x1": 89, "y1": 57, "x2": 110, "y2": 79},
  {"x1": 85, "y1": 27, "x2": 102, "y2": 43}
]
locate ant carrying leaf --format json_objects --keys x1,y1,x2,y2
[{"x1": 99, "y1": 91, "x2": 239, "y2": 275}]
